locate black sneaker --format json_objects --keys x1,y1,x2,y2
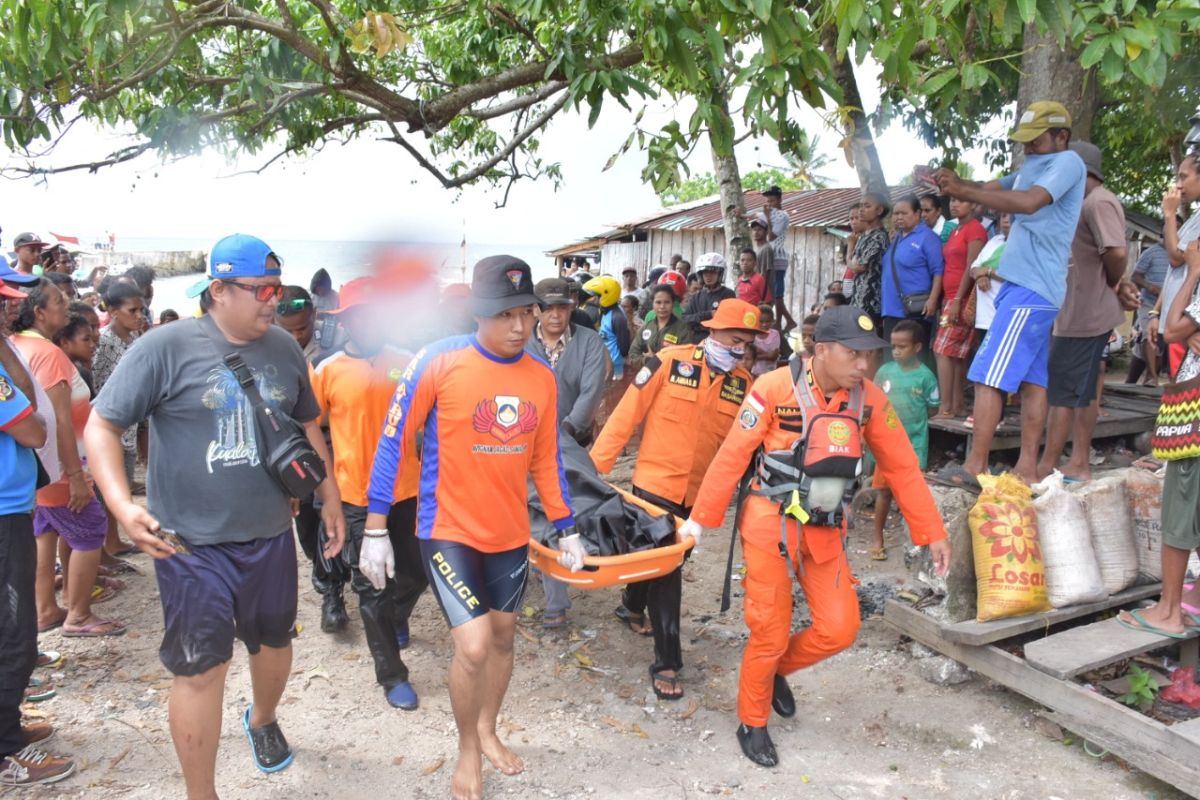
[
  {"x1": 242, "y1": 706, "x2": 294, "y2": 774},
  {"x1": 320, "y1": 592, "x2": 349, "y2": 633},
  {"x1": 771, "y1": 674, "x2": 796, "y2": 718},
  {"x1": 736, "y1": 723, "x2": 779, "y2": 767}
]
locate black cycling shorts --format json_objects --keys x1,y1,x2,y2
[{"x1": 419, "y1": 539, "x2": 528, "y2": 628}]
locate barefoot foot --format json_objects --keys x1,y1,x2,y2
[
  {"x1": 452, "y1": 749, "x2": 484, "y2": 800},
  {"x1": 479, "y1": 733, "x2": 524, "y2": 776}
]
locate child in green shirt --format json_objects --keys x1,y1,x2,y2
[{"x1": 870, "y1": 320, "x2": 940, "y2": 559}]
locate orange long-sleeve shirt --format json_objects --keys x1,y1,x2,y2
[
  {"x1": 310, "y1": 346, "x2": 419, "y2": 507},
  {"x1": 590, "y1": 343, "x2": 753, "y2": 509},
  {"x1": 367, "y1": 335, "x2": 574, "y2": 553},
  {"x1": 691, "y1": 360, "x2": 946, "y2": 563}
]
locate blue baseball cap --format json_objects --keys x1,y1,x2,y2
[
  {"x1": 186, "y1": 233, "x2": 282, "y2": 298},
  {"x1": 0, "y1": 261, "x2": 40, "y2": 286}
]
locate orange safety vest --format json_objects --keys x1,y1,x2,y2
[{"x1": 590, "y1": 343, "x2": 752, "y2": 509}]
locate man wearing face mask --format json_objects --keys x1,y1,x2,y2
[
  {"x1": 685, "y1": 305, "x2": 950, "y2": 768},
  {"x1": 590, "y1": 298, "x2": 759, "y2": 701}
]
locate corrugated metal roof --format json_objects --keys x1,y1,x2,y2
[{"x1": 634, "y1": 187, "x2": 917, "y2": 231}]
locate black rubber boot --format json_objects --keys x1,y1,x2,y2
[
  {"x1": 736, "y1": 723, "x2": 779, "y2": 767},
  {"x1": 320, "y1": 589, "x2": 349, "y2": 633},
  {"x1": 771, "y1": 674, "x2": 796, "y2": 718}
]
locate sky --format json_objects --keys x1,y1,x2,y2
[{"x1": 0, "y1": 60, "x2": 1008, "y2": 259}]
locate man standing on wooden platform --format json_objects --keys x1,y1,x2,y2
[
  {"x1": 934, "y1": 101, "x2": 1086, "y2": 486},
  {"x1": 1035, "y1": 142, "x2": 1127, "y2": 483}
]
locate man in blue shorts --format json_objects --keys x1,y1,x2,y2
[
  {"x1": 935, "y1": 101, "x2": 1086, "y2": 485},
  {"x1": 362, "y1": 255, "x2": 581, "y2": 800},
  {"x1": 86, "y1": 235, "x2": 346, "y2": 799}
]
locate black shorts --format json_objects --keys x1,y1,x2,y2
[
  {"x1": 154, "y1": 530, "x2": 297, "y2": 677},
  {"x1": 1047, "y1": 333, "x2": 1109, "y2": 408},
  {"x1": 419, "y1": 539, "x2": 528, "y2": 628}
]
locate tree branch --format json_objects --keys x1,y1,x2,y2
[
  {"x1": 421, "y1": 43, "x2": 642, "y2": 130},
  {"x1": 2, "y1": 142, "x2": 155, "y2": 178},
  {"x1": 465, "y1": 81, "x2": 567, "y2": 120},
  {"x1": 384, "y1": 89, "x2": 569, "y2": 188}
]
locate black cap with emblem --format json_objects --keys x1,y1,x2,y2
[
  {"x1": 471, "y1": 255, "x2": 540, "y2": 316},
  {"x1": 814, "y1": 305, "x2": 889, "y2": 350}
]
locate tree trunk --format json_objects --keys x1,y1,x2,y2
[
  {"x1": 822, "y1": 28, "x2": 888, "y2": 197},
  {"x1": 708, "y1": 89, "x2": 750, "y2": 262},
  {"x1": 1016, "y1": 23, "x2": 1099, "y2": 158}
]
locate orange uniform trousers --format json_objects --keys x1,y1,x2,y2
[{"x1": 738, "y1": 534, "x2": 860, "y2": 728}]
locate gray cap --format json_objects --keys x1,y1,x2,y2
[
  {"x1": 534, "y1": 277, "x2": 574, "y2": 307},
  {"x1": 1069, "y1": 141, "x2": 1103, "y2": 182},
  {"x1": 814, "y1": 305, "x2": 889, "y2": 350}
]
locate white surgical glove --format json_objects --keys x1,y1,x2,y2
[
  {"x1": 556, "y1": 531, "x2": 588, "y2": 573},
  {"x1": 680, "y1": 518, "x2": 704, "y2": 551},
  {"x1": 359, "y1": 531, "x2": 395, "y2": 591}
]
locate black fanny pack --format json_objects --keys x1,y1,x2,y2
[{"x1": 200, "y1": 317, "x2": 326, "y2": 498}]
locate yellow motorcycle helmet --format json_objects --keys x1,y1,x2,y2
[{"x1": 581, "y1": 274, "x2": 622, "y2": 309}]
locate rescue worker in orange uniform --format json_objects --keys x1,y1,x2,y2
[
  {"x1": 685, "y1": 306, "x2": 951, "y2": 766},
  {"x1": 591, "y1": 298, "x2": 760, "y2": 700},
  {"x1": 309, "y1": 276, "x2": 428, "y2": 711}
]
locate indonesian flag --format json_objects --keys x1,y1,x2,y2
[{"x1": 49, "y1": 231, "x2": 80, "y2": 245}]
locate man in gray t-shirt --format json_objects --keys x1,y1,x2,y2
[{"x1": 84, "y1": 234, "x2": 344, "y2": 797}]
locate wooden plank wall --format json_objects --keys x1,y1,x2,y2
[{"x1": 625, "y1": 227, "x2": 842, "y2": 319}]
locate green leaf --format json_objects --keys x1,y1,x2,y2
[
  {"x1": 1015, "y1": 0, "x2": 1036, "y2": 23},
  {"x1": 1100, "y1": 49, "x2": 1125, "y2": 83},
  {"x1": 921, "y1": 69, "x2": 958, "y2": 96},
  {"x1": 751, "y1": 0, "x2": 772, "y2": 23},
  {"x1": 1079, "y1": 36, "x2": 1108, "y2": 68}
]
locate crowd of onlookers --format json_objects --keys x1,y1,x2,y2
[{"x1": 1, "y1": 98, "x2": 1199, "y2": 789}]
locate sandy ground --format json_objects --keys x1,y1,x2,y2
[{"x1": 11, "y1": 457, "x2": 1189, "y2": 800}]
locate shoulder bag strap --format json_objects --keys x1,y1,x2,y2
[
  {"x1": 887, "y1": 234, "x2": 905, "y2": 309},
  {"x1": 197, "y1": 315, "x2": 267, "y2": 408}
]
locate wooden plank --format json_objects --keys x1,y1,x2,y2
[
  {"x1": 1024, "y1": 617, "x2": 1197, "y2": 680},
  {"x1": 885, "y1": 601, "x2": 1200, "y2": 796},
  {"x1": 889, "y1": 583, "x2": 1163, "y2": 646},
  {"x1": 1171, "y1": 716, "x2": 1200, "y2": 747}
]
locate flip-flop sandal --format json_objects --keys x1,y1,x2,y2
[
  {"x1": 649, "y1": 666, "x2": 684, "y2": 701},
  {"x1": 100, "y1": 560, "x2": 138, "y2": 576},
  {"x1": 62, "y1": 618, "x2": 127, "y2": 638},
  {"x1": 37, "y1": 616, "x2": 65, "y2": 634},
  {"x1": 91, "y1": 585, "x2": 118, "y2": 604},
  {"x1": 928, "y1": 463, "x2": 982, "y2": 492},
  {"x1": 1116, "y1": 608, "x2": 1188, "y2": 639},
  {"x1": 869, "y1": 547, "x2": 888, "y2": 561},
  {"x1": 541, "y1": 612, "x2": 568, "y2": 630},
  {"x1": 24, "y1": 678, "x2": 56, "y2": 702},
  {"x1": 37, "y1": 650, "x2": 63, "y2": 669},
  {"x1": 96, "y1": 576, "x2": 126, "y2": 591},
  {"x1": 614, "y1": 606, "x2": 653, "y2": 637}
]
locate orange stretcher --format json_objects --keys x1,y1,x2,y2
[{"x1": 528, "y1": 485, "x2": 694, "y2": 589}]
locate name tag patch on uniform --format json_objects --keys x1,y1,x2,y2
[
  {"x1": 720, "y1": 375, "x2": 747, "y2": 405},
  {"x1": 669, "y1": 360, "x2": 700, "y2": 389},
  {"x1": 663, "y1": 333, "x2": 678, "y2": 344}
]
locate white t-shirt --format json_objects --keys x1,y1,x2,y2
[
  {"x1": 970, "y1": 234, "x2": 1007, "y2": 330},
  {"x1": 1161, "y1": 213, "x2": 1200, "y2": 320}
]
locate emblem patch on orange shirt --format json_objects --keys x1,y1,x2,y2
[{"x1": 474, "y1": 397, "x2": 538, "y2": 443}]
